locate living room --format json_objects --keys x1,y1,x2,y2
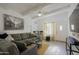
[{"x1": 0, "y1": 3, "x2": 79, "y2": 55}]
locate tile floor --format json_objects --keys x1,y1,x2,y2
[{"x1": 44, "y1": 41, "x2": 67, "y2": 55}]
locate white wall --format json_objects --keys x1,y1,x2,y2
[
  {"x1": 23, "y1": 15, "x2": 34, "y2": 32},
  {"x1": 23, "y1": 12, "x2": 40, "y2": 33}
]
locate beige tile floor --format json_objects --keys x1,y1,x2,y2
[{"x1": 44, "y1": 41, "x2": 67, "y2": 55}]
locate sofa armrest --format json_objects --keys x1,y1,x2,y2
[{"x1": 21, "y1": 44, "x2": 38, "y2": 55}]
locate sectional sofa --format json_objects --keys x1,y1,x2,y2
[{"x1": 0, "y1": 33, "x2": 42, "y2": 55}]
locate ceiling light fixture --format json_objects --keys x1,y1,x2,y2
[
  {"x1": 38, "y1": 11, "x2": 42, "y2": 17},
  {"x1": 38, "y1": 13, "x2": 42, "y2": 16}
]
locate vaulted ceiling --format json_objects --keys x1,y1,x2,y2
[
  {"x1": 0, "y1": 3, "x2": 75, "y2": 19},
  {"x1": 0, "y1": 3, "x2": 49, "y2": 15}
]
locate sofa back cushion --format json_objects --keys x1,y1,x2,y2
[
  {"x1": 21, "y1": 33, "x2": 29, "y2": 39},
  {"x1": 11, "y1": 34, "x2": 22, "y2": 41},
  {"x1": 11, "y1": 33, "x2": 36, "y2": 41}
]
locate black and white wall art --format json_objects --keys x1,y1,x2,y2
[{"x1": 3, "y1": 14, "x2": 24, "y2": 30}]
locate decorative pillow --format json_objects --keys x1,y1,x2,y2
[
  {"x1": 0, "y1": 33, "x2": 8, "y2": 39},
  {"x1": 5, "y1": 35, "x2": 14, "y2": 42}
]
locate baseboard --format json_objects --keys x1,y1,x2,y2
[{"x1": 53, "y1": 40, "x2": 66, "y2": 43}]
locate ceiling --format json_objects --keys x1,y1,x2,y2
[
  {"x1": 0, "y1": 3, "x2": 72, "y2": 17},
  {"x1": 0, "y1": 3, "x2": 49, "y2": 15},
  {"x1": 26, "y1": 3, "x2": 71, "y2": 19}
]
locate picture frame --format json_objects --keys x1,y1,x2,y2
[{"x1": 3, "y1": 14, "x2": 24, "y2": 30}]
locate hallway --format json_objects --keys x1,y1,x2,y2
[{"x1": 44, "y1": 41, "x2": 67, "y2": 55}]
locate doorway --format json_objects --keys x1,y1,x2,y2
[{"x1": 44, "y1": 22, "x2": 56, "y2": 41}]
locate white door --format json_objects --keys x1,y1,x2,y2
[{"x1": 44, "y1": 22, "x2": 56, "y2": 41}]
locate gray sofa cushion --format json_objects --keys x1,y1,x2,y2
[
  {"x1": 0, "y1": 40, "x2": 19, "y2": 55},
  {"x1": 13, "y1": 41, "x2": 27, "y2": 53}
]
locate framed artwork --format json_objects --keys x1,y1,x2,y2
[{"x1": 3, "y1": 14, "x2": 24, "y2": 30}]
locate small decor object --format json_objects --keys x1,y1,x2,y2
[{"x1": 3, "y1": 14, "x2": 24, "y2": 30}]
